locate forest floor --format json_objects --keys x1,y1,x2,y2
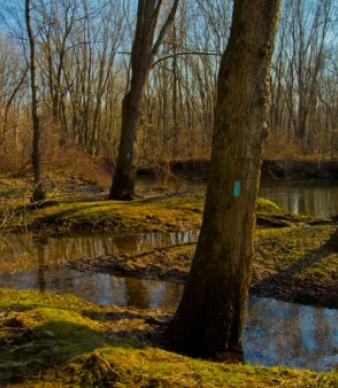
[{"x1": 1, "y1": 176, "x2": 338, "y2": 386}]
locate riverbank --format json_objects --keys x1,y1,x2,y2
[
  {"x1": 138, "y1": 158, "x2": 338, "y2": 180},
  {"x1": 2, "y1": 179, "x2": 338, "y2": 385},
  {"x1": 69, "y1": 223, "x2": 338, "y2": 309},
  {"x1": 1, "y1": 179, "x2": 300, "y2": 234},
  {"x1": 1, "y1": 179, "x2": 338, "y2": 310},
  {"x1": 0, "y1": 288, "x2": 337, "y2": 387}
]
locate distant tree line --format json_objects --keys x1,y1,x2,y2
[{"x1": 0, "y1": 0, "x2": 337, "y2": 177}]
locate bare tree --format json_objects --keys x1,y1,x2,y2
[
  {"x1": 0, "y1": 34, "x2": 28, "y2": 149},
  {"x1": 26, "y1": 0, "x2": 46, "y2": 202},
  {"x1": 108, "y1": 0, "x2": 180, "y2": 200},
  {"x1": 2, "y1": 0, "x2": 338, "y2": 170}
]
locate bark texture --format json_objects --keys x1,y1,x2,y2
[
  {"x1": 109, "y1": 0, "x2": 179, "y2": 200},
  {"x1": 166, "y1": 0, "x2": 281, "y2": 356},
  {"x1": 26, "y1": 0, "x2": 46, "y2": 203}
]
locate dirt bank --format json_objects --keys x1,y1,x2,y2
[
  {"x1": 68, "y1": 222, "x2": 338, "y2": 309},
  {"x1": 261, "y1": 159, "x2": 338, "y2": 179},
  {"x1": 137, "y1": 158, "x2": 338, "y2": 180}
]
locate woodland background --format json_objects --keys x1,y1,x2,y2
[{"x1": 0, "y1": 0, "x2": 337, "y2": 183}]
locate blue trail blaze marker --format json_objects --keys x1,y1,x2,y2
[{"x1": 233, "y1": 181, "x2": 241, "y2": 197}]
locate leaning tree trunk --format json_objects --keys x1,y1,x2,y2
[
  {"x1": 166, "y1": 0, "x2": 281, "y2": 357},
  {"x1": 26, "y1": 0, "x2": 46, "y2": 203},
  {"x1": 108, "y1": 0, "x2": 179, "y2": 200}
]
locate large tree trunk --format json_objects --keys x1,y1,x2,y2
[{"x1": 166, "y1": 0, "x2": 281, "y2": 357}]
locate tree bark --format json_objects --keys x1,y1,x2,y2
[
  {"x1": 109, "y1": 83, "x2": 146, "y2": 199},
  {"x1": 108, "y1": 0, "x2": 179, "y2": 200},
  {"x1": 166, "y1": 0, "x2": 281, "y2": 357},
  {"x1": 26, "y1": 0, "x2": 46, "y2": 203}
]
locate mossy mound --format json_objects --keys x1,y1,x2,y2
[
  {"x1": 0, "y1": 176, "x2": 307, "y2": 235},
  {"x1": 0, "y1": 288, "x2": 337, "y2": 387}
]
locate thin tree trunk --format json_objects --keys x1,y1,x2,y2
[
  {"x1": 166, "y1": 0, "x2": 281, "y2": 357},
  {"x1": 26, "y1": 0, "x2": 46, "y2": 203}
]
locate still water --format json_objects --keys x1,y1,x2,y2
[
  {"x1": 1, "y1": 231, "x2": 338, "y2": 372},
  {"x1": 137, "y1": 176, "x2": 338, "y2": 217},
  {"x1": 260, "y1": 179, "x2": 338, "y2": 217}
]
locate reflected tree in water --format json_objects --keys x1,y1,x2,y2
[
  {"x1": 124, "y1": 278, "x2": 150, "y2": 310},
  {"x1": 35, "y1": 236, "x2": 48, "y2": 292}
]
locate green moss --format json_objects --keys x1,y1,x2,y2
[
  {"x1": 256, "y1": 197, "x2": 284, "y2": 214},
  {"x1": 0, "y1": 288, "x2": 336, "y2": 387},
  {"x1": 1, "y1": 187, "x2": 295, "y2": 235},
  {"x1": 254, "y1": 224, "x2": 338, "y2": 288},
  {"x1": 167, "y1": 244, "x2": 195, "y2": 262},
  {"x1": 1, "y1": 176, "x2": 301, "y2": 235}
]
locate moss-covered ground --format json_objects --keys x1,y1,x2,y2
[
  {"x1": 0, "y1": 177, "x2": 305, "y2": 234},
  {"x1": 0, "y1": 182, "x2": 204, "y2": 234},
  {"x1": 0, "y1": 288, "x2": 337, "y2": 387},
  {"x1": 1, "y1": 177, "x2": 338, "y2": 385}
]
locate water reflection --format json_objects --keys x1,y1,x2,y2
[
  {"x1": 0, "y1": 266, "x2": 182, "y2": 310},
  {"x1": 125, "y1": 277, "x2": 150, "y2": 309},
  {"x1": 137, "y1": 175, "x2": 338, "y2": 217},
  {"x1": 259, "y1": 179, "x2": 338, "y2": 217},
  {"x1": 244, "y1": 297, "x2": 338, "y2": 371},
  {"x1": 36, "y1": 236, "x2": 48, "y2": 292},
  {"x1": 0, "y1": 231, "x2": 199, "y2": 273},
  {"x1": 2, "y1": 258, "x2": 337, "y2": 372}
]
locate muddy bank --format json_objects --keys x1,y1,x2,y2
[
  {"x1": 261, "y1": 159, "x2": 338, "y2": 179},
  {"x1": 69, "y1": 223, "x2": 338, "y2": 309},
  {"x1": 137, "y1": 159, "x2": 338, "y2": 180},
  {"x1": 68, "y1": 244, "x2": 193, "y2": 282}
]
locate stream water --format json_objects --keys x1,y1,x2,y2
[
  {"x1": 2, "y1": 179, "x2": 338, "y2": 372},
  {"x1": 259, "y1": 178, "x2": 338, "y2": 217},
  {"x1": 137, "y1": 175, "x2": 338, "y2": 217}
]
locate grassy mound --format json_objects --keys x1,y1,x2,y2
[
  {"x1": 0, "y1": 175, "x2": 308, "y2": 235},
  {"x1": 0, "y1": 288, "x2": 337, "y2": 387}
]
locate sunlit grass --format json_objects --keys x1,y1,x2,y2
[
  {"x1": 0, "y1": 178, "x2": 292, "y2": 234},
  {"x1": 255, "y1": 225, "x2": 336, "y2": 276},
  {"x1": 0, "y1": 288, "x2": 336, "y2": 387}
]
